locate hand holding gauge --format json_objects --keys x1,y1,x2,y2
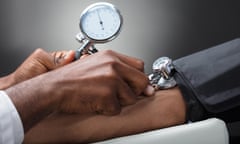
[{"x1": 75, "y1": 2, "x2": 123, "y2": 59}]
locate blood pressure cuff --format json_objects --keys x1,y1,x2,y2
[{"x1": 172, "y1": 38, "x2": 240, "y2": 122}]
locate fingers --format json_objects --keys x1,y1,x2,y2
[
  {"x1": 84, "y1": 50, "x2": 153, "y2": 97},
  {"x1": 117, "y1": 78, "x2": 137, "y2": 106},
  {"x1": 113, "y1": 51, "x2": 155, "y2": 96},
  {"x1": 96, "y1": 79, "x2": 136, "y2": 115},
  {"x1": 143, "y1": 85, "x2": 155, "y2": 96},
  {"x1": 57, "y1": 50, "x2": 75, "y2": 66},
  {"x1": 106, "y1": 50, "x2": 146, "y2": 72},
  {"x1": 50, "y1": 50, "x2": 75, "y2": 68},
  {"x1": 51, "y1": 49, "x2": 151, "y2": 116},
  {"x1": 31, "y1": 48, "x2": 56, "y2": 70},
  {"x1": 115, "y1": 61, "x2": 149, "y2": 95},
  {"x1": 93, "y1": 50, "x2": 149, "y2": 96},
  {"x1": 31, "y1": 48, "x2": 73, "y2": 71}
]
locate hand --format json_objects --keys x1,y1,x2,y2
[
  {"x1": 24, "y1": 87, "x2": 186, "y2": 143},
  {"x1": 52, "y1": 50, "x2": 149, "y2": 114},
  {"x1": 0, "y1": 48, "x2": 75, "y2": 89},
  {"x1": 5, "y1": 50, "x2": 149, "y2": 132}
]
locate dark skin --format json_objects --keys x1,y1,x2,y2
[
  {"x1": 0, "y1": 49, "x2": 75, "y2": 89},
  {"x1": 1, "y1": 48, "x2": 150, "y2": 133},
  {"x1": 24, "y1": 87, "x2": 186, "y2": 144},
  {"x1": 0, "y1": 48, "x2": 186, "y2": 143}
]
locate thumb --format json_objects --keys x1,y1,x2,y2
[
  {"x1": 50, "y1": 50, "x2": 75, "y2": 69},
  {"x1": 143, "y1": 85, "x2": 155, "y2": 96}
]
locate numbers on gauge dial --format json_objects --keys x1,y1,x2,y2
[{"x1": 81, "y1": 7, "x2": 121, "y2": 41}]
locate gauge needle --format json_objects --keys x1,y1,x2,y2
[{"x1": 97, "y1": 10, "x2": 104, "y2": 30}]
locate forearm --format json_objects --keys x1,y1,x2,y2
[
  {"x1": 0, "y1": 73, "x2": 16, "y2": 90},
  {"x1": 5, "y1": 73, "x2": 59, "y2": 132},
  {"x1": 24, "y1": 88, "x2": 186, "y2": 143}
]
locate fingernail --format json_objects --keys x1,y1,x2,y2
[{"x1": 144, "y1": 85, "x2": 155, "y2": 96}]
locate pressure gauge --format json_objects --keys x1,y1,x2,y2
[{"x1": 75, "y1": 2, "x2": 123, "y2": 59}]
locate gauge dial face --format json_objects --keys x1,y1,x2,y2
[{"x1": 80, "y1": 2, "x2": 122, "y2": 42}]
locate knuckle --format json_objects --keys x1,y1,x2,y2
[
  {"x1": 103, "y1": 69, "x2": 119, "y2": 80},
  {"x1": 99, "y1": 50, "x2": 116, "y2": 59},
  {"x1": 101, "y1": 63, "x2": 121, "y2": 81},
  {"x1": 102, "y1": 49, "x2": 115, "y2": 56},
  {"x1": 132, "y1": 75, "x2": 149, "y2": 95},
  {"x1": 34, "y1": 48, "x2": 45, "y2": 55},
  {"x1": 135, "y1": 59, "x2": 145, "y2": 71},
  {"x1": 106, "y1": 58, "x2": 118, "y2": 67}
]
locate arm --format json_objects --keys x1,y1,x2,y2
[
  {"x1": 0, "y1": 49, "x2": 75, "y2": 144},
  {"x1": 24, "y1": 38, "x2": 240, "y2": 143},
  {"x1": 173, "y1": 38, "x2": 240, "y2": 122},
  {"x1": 24, "y1": 87, "x2": 186, "y2": 144},
  {"x1": 4, "y1": 50, "x2": 149, "y2": 133},
  {"x1": 0, "y1": 48, "x2": 75, "y2": 90}
]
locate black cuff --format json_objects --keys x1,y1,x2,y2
[{"x1": 173, "y1": 67, "x2": 207, "y2": 122}]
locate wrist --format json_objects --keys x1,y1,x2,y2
[
  {"x1": 152, "y1": 87, "x2": 187, "y2": 128},
  {"x1": 5, "y1": 73, "x2": 60, "y2": 132},
  {"x1": 0, "y1": 73, "x2": 16, "y2": 89}
]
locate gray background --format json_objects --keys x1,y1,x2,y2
[
  {"x1": 1, "y1": 0, "x2": 240, "y2": 75},
  {"x1": 0, "y1": 0, "x2": 240, "y2": 143}
]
